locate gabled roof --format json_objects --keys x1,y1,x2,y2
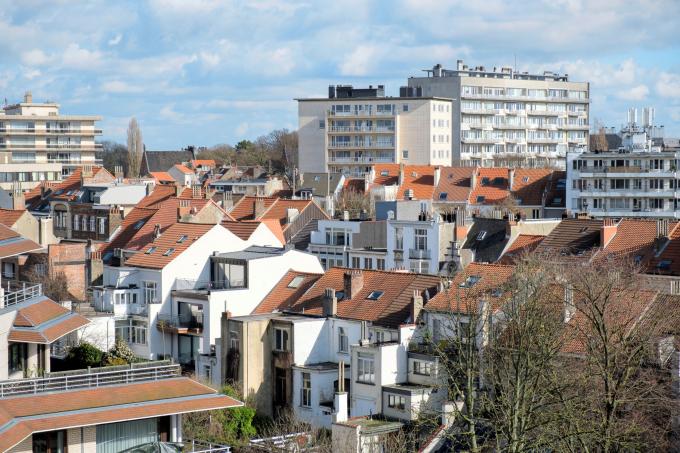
[
  {"x1": 101, "y1": 207, "x2": 158, "y2": 260},
  {"x1": 124, "y1": 222, "x2": 217, "y2": 269},
  {"x1": 434, "y1": 167, "x2": 473, "y2": 203},
  {"x1": 498, "y1": 234, "x2": 545, "y2": 264},
  {"x1": 425, "y1": 263, "x2": 515, "y2": 313},
  {"x1": 372, "y1": 164, "x2": 436, "y2": 200},
  {"x1": 511, "y1": 168, "x2": 554, "y2": 206},
  {"x1": 600, "y1": 219, "x2": 679, "y2": 262},
  {"x1": 260, "y1": 199, "x2": 319, "y2": 230},
  {"x1": 191, "y1": 159, "x2": 216, "y2": 168},
  {"x1": 253, "y1": 270, "x2": 323, "y2": 315},
  {"x1": 142, "y1": 149, "x2": 195, "y2": 174},
  {"x1": 149, "y1": 171, "x2": 175, "y2": 184},
  {"x1": 173, "y1": 163, "x2": 193, "y2": 175},
  {"x1": 50, "y1": 167, "x2": 114, "y2": 202},
  {"x1": 137, "y1": 185, "x2": 177, "y2": 208},
  {"x1": 229, "y1": 196, "x2": 277, "y2": 221},
  {"x1": 0, "y1": 208, "x2": 25, "y2": 227},
  {"x1": 277, "y1": 268, "x2": 441, "y2": 328},
  {"x1": 220, "y1": 219, "x2": 285, "y2": 245},
  {"x1": 648, "y1": 223, "x2": 680, "y2": 275},
  {"x1": 0, "y1": 377, "x2": 241, "y2": 452},
  {"x1": 9, "y1": 297, "x2": 90, "y2": 344},
  {"x1": 534, "y1": 218, "x2": 603, "y2": 256},
  {"x1": 228, "y1": 197, "x2": 329, "y2": 232},
  {"x1": 468, "y1": 168, "x2": 508, "y2": 205},
  {"x1": 0, "y1": 223, "x2": 42, "y2": 259},
  {"x1": 299, "y1": 173, "x2": 344, "y2": 197}
]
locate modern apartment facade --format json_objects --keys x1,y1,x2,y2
[
  {"x1": 0, "y1": 92, "x2": 102, "y2": 189},
  {"x1": 297, "y1": 85, "x2": 453, "y2": 176},
  {"x1": 567, "y1": 108, "x2": 680, "y2": 218},
  {"x1": 406, "y1": 61, "x2": 590, "y2": 167}
]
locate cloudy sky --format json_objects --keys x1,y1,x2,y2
[{"x1": 1, "y1": 0, "x2": 679, "y2": 148}]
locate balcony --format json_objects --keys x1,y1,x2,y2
[
  {"x1": 1, "y1": 283, "x2": 42, "y2": 308},
  {"x1": 409, "y1": 248, "x2": 431, "y2": 260},
  {"x1": 327, "y1": 110, "x2": 395, "y2": 117},
  {"x1": 329, "y1": 156, "x2": 394, "y2": 164},
  {"x1": 173, "y1": 278, "x2": 243, "y2": 292},
  {"x1": 157, "y1": 313, "x2": 204, "y2": 335},
  {"x1": 328, "y1": 126, "x2": 395, "y2": 133},
  {"x1": 0, "y1": 361, "x2": 178, "y2": 397},
  {"x1": 328, "y1": 142, "x2": 395, "y2": 149}
]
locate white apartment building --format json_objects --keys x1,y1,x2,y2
[
  {"x1": 0, "y1": 92, "x2": 102, "y2": 189},
  {"x1": 567, "y1": 108, "x2": 680, "y2": 218},
  {"x1": 406, "y1": 61, "x2": 590, "y2": 167},
  {"x1": 297, "y1": 85, "x2": 453, "y2": 176}
]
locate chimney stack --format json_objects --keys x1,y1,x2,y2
[
  {"x1": 191, "y1": 184, "x2": 201, "y2": 199},
  {"x1": 177, "y1": 199, "x2": 191, "y2": 221},
  {"x1": 471, "y1": 168, "x2": 478, "y2": 191},
  {"x1": 508, "y1": 168, "x2": 515, "y2": 191},
  {"x1": 11, "y1": 181, "x2": 24, "y2": 210},
  {"x1": 343, "y1": 270, "x2": 364, "y2": 299},
  {"x1": 600, "y1": 218, "x2": 618, "y2": 248},
  {"x1": 434, "y1": 166, "x2": 441, "y2": 188},
  {"x1": 410, "y1": 290, "x2": 424, "y2": 323},
  {"x1": 323, "y1": 288, "x2": 338, "y2": 317},
  {"x1": 398, "y1": 163, "x2": 405, "y2": 187},
  {"x1": 153, "y1": 223, "x2": 161, "y2": 240},
  {"x1": 222, "y1": 191, "x2": 233, "y2": 210},
  {"x1": 254, "y1": 197, "x2": 266, "y2": 218},
  {"x1": 332, "y1": 361, "x2": 348, "y2": 423},
  {"x1": 175, "y1": 184, "x2": 183, "y2": 197},
  {"x1": 114, "y1": 165, "x2": 124, "y2": 180},
  {"x1": 24, "y1": 91, "x2": 32, "y2": 103}
]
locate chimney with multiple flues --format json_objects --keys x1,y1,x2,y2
[
  {"x1": 323, "y1": 288, "x2": 338, "y2": 317},
  {"x1": 343, "y1": 270, "x2": 364, "y2": 300},
  {"x1": 254, "y1": 197, "x2": 266, "y2": 218}
]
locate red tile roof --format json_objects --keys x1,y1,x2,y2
[
  {"x1": 0, "y1": 223, "x2": 42, "y2": 259},
  {"x1": 511, "y1": 169, "x2": 554, "y2": 206},
  {"x1": 498, "y1": 235, "x2": 545, "y2": 264},
  {"x1": 191, "y1": 159, "x2": 216, "y2": 168},
  {"x1": 9, "y1": 298, "x2": 90, "y2": 344},
  {"x1": 648, "y1": 222, "x2": 680, "y2": 275},
  {"x1": 601, "y1": 219, "x2": 679, "y2": 261},
  {"x1": 0, "y1": 377, "x2": 242, "y2": 452},
  {"x1": 173, "y1": 163, "x2": 193, "y2": 174},
  {"x1": 434, "y1": 167, "x2": 473, "y2": 203},
  {"x1": 229, "y1": 196, "x2": 277, "y2": 221},
  {"x1": 221, "y1": 220, "x2": 261, "y2": 240},
  {"x1": 149, "y1": 171, "x2": 175, "y2": 184},
  {"x1": 101, "y1": 207, "x2": 158, "y2": 257},
  {"x1": 124, "y1": 222, "x2": 217, "y2": 269},
  {"x1": 277, "y1": 268, "x2": 441, "y2": 328},
  {"x1": 260, "y1": 199, "x2": 319, "y2": 230},
  {"x1": 426, "y1": 263, "x2": 515, "y2": 313},
  {"x1": 372, "y1": 164, "x2": 436, "y2": 200},
  {"x1": 0, "y1": 209, "x2": 25, "y2": 227},
  {"x1": 253, "y1": 270, "x2": 323, "y2": 314},
  {"x1": 469, "y1": 168, "x2": 509, "y2": 205},
  {"x1": 137, "y1": 185, "x2": 177, "y2": 208},
  {"x1": 50, "y1": 167, "x2": 114, "y2": 202}
]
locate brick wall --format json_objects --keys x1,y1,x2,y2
[{"x1": 49, "y1": 242, "x2": 88, "y2": 301}]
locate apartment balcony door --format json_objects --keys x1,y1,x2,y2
[
  {"x1": 32, "y1": 430, "x2": 67, "y2": 453},
  {"x1": 178, "y1": 334, "x2": 199, "y2": 367},
  {"x1": 274, "y1": 367, "x2": 288, "y2": 408}
]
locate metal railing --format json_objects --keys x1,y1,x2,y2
[
  {"x1": 173, "y1": 278, "x2": 243, "y2": 291},
  {"x1": 409, "y1": 248, "x2": 431, "y2": 260},
  {"x1": 184, "y1": 440, "x2": 231, "y2": 452},
  {"x1": 2, "y1": 283, "x2": 42, "y2": 307},
  {"x1": 157, "y1": 313, "x2": 204, "y2": 330},
  {"x1": 0, "y1": 362, "x2": 180, "y2": 397}
]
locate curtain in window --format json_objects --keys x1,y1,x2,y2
[{"x1": 96, "y1": 418, "x2": 158, "y2": 453}]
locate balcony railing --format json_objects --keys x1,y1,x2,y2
[
  {"x1": 0, "y1": 361, "x2": 179, "y2": 398},
  {"x1": 1, "y1": 283, "x2": 42, "y2": 307},
  {"x1": 409, "y1": 248, "x2": 431, "y2": 260},
  {"x1": 173, "y1": 278, "x2": 243, "y2": 291},
  {"x1": 157, "y1": 313, "x2": 204, "y2": 331},
  {"x1": 184, "y1": 440, "x2": 231, "y2": 452},
  {"x1": 328, "y1": 126, "x2": 395, "y2": 133},
  {"x1": 328, "y1": 142, "x2": 395, "y2": 149}
]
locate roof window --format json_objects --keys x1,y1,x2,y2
[
  {"x1": 522, "y1": 176, "x2": 530, "y2": 183},
  {"x1": 476, "y1": 231, "x2": 487, "y2": 241},
  {"x1": 288, "y1": 275, "x2": 305, "y2": 288},
  {"x1": 177, "y1": 235, "x2": 188, "y2": 243},
  {"x1": 145, "y1": 246, "x2": 156, "y2": 255},
  {"x1": 481, "y1": 177, "x2": 490, "y2": 186},
  {"x1": 476, "y1": 195, "x2": 485, "y2": 203},
  {"x1": 367, "y1": 290, "x2": 384, "y2": 300},
  {"x1": 460, "y1": 275, "x2": 481, "y2": 288},
  {"x1": 133, "y1": 220, "x2": 145, "y2": 230},
  {"x1": 163, "y1": 248, "x2": 175, "y2": 256},
  {"x1": 381, "y1": 170, "x2": 389, "y2": 176},
  {"x1": 439, "y1": 192, "x2": 448, "y2": 200}
]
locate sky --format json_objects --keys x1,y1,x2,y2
[{"x1": 1, "y1": 0, "x2": 679, "y2": 149}]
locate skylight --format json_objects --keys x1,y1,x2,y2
[
  {"x1": 460, "y1": 275, "x2": 481, "y2": 288},
  {"x1": 476, "y1": 195, "x2": 485, "y2": 203},
  {"x1": 314, "y1": 176, "x2": 321, "y2": 182},
  {"x1": 133, "y1": 220, "x2": 145, "y2": 230},
  {"x1": 439, "y1": 192, "x2": 448, "y2": 200},
  {"x1": 381, "y1": 170, "x2": 389, "y2": 176},
  {"x1": 367, "y1": 290, "x2": 384, "y2": 300},
  {"x1": 476, "y1": 231, "x2": 487, "y2": 241},
  {"x1": 177, "y1": 235, "x2": 188, "y2": 243},
  {"x1": 145, "y1": 246, "x2": 156, "y2": 255},
  {"x1": 288, "y1": 275, "x2": 305, "y2": 288},
  {"x1": 163, "y1": 248, "x2": 175, "y2": 256},
  {"x1": 481, "y1": 177, "x2": 490, "y2": 186}
]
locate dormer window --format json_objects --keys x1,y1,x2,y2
[{"x1": 481, "y1": 177, "x2": 490, "y2": 186}]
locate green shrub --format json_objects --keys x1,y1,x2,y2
[{"x1": 67, "y1": 342, "x2": 104, "y2": 368}]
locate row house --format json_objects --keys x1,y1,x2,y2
[
  {"x1": 224, "y1": 268, "x2": 443, "y2": 427},
  {"x1": 308, "y1": 219, "x2": 388, "y2": 271}
]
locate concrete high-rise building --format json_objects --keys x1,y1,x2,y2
[
  {"x1": 406, "y1": 61, "x2": 590, "y2": 168},
  {"x1": 0, "y1": 92, "x2": 102, "y2": 189},
  {"x1": 567, "y1": 107, "x2": 680, "y2": 218},
  {"x1": 297, "y1": 85, "x2": 453, "y2": 176}
]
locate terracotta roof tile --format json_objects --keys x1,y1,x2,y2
[
  {"x1": 137, "y1": 185, "x2": 177, "y2": 208},
  {"x1": 9, "y1": 298, "x2": 90, "y2": 344},
  {"x1": 469, "y1": 168, "x2": 509, "y2": 205},
  {"x1": 221, "y1": 220, "x2": 261, "y2": 240},
  {"x1": 0, "y1": 224, "x2": 42, "y2": 258},
  {"x1": 434, "y1": 167, "x2": 473, "y2": 202},
  {"x1": 191, "y1": 159, "x2": 216, "y2": 168},
  {"x1": 282, "y1": 268, "x2": 441, "y2": 328},
  {"x1": 12, "y1": 298, "x2": 70, "y2": 327},
  {"x1": 535, "y1": 218, "x2": 603, "y2": 255},
  {"x1": 511, "y1": 169, "x2": 554, "y2": 206},
  {"x1": 50, "y1": 167, "x2": 114, "y2": 202},
  {"x1": 498, "y1": 235, "x2": 545, "y2": 264},
  {"x1": 101, "y1": 207, "x2": 158, "y2": 257},
  {"x1": 253, "y1": 270, "x2": 323, "y2": 314},
  {"x1": 372, "y1": 164, "x2": 436, "y2": 199},
  {"x1": 0, "y1": 209, "x2": 25, "y2": 227},
  {"x1": 229, "y1": 196, "x2": 277, "y2": 221},
  {"x1": 124, "y1": 222, "x2": 217, "y2": 269},
  {"x1": 602, "y1": 219, "x2": 679, "y2": 261},
  {"x1": 426, "y1": 263, "x2": 515, "y2": 313},
  {"x1": 149, "y1": 171, "x2": 175, "y2": 184},
  {"x1": 648, "y1": 222, "x2": 680, "y2": 275},
  {"x1": 173, "y1": 164, "x2": 193, "y2": 175},
  {"x1": 260, "y1": 199, "x2": 317, "y2": 230}
]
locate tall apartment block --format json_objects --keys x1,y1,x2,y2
[
  {"x1": 0, "y1": 92, "x2": 102, "y2": 189},
  {"x1": 567, "y1": 107, "x2": 680, "y2": 218},
  {"x1": 405, "y1": 61, "x2": 590, "y2": 167},
  {"x1": 297, "y1": 85, "x2": 452, "y2": 176}
]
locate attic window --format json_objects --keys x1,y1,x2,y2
[
  {"x1": 133, "y1": 220, "x2": 145, "y2": 230},
  {"x1": 493, "y1": 177, "x2": 504, "y2": 185},
  {"x1": 288, "y1": 275, "x2": 305, "y2": 288},
  {"x1": 439, "y1": 192, "x2": 448, "y2": 200},
  {"x1": 522, "y1": 176, "x2": 529, "y2": 183},
  {"x1": 481, "y1": 177, "x2": 490, "y2": 186},
  {"x1": 367, "y1": 291, "x2": 384, "y2": 300},
  {"x1": 145, "y1": 246, "x2": 156, "y2": 255},
  {"x1": 658, "y1": 260, "x2": 672, "y2": 271},
  {"x1": 460, "y1": 275, "x2": 481, "y2": 288},
  {"x1": 335, "y1": 290, "x2": 345, "y2": 299},
  {"x1": 163, "y1": 248, "x2": 175, "y2": 256},
  {"x1": 476, "y1": 195, "x2": 485, "y2": 203},
  {"x1": 177, "y1": 235, "x2": 188, "y2": 243},
  {"x1": 380, "y1": 170, "x2": 389, "y2": 176},
  {"x1": 476, "y1": 231, "x2": 487, "y2": 241},
  {"x1": 578, "y1": 227, "x2": 589, "y2": 233}
]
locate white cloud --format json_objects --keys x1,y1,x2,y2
[
  {"x1": 21, "y1": 49, "x2": 51, "y2": 66},
  {"x1": 656, "y1": 72, "x2": 680, "y2": 98},
  {"x1": 199, "y1": 51, "x2": 220, "y2": 68},
  {"x1": 617, "y1": 84, "x2": 649, "y2": 101},
  {"x1": 235, "y1": 122, "x2": 249, "y2": 136},
  {"x1": 108, "y1": 34, "x2": 122, "y2": 46},
  {"x1": 339, "y1": 45, "x2": 380, "y2": 76},
  {"x1": 24, "y1": 69, "x2": 41, "y2": 80},
  {"x1": 61, "y1": 44, "x2": 103, "y2": 69},
  {"x1": 102, "y1": 80, "x2": 143, "y2": 93}
]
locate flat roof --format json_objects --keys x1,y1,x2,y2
[
  {"x1": 214, "y1": 245, "x2": 287, "y2": 260},
  {"x1": 296, "y1": 96, "x2": 453, "y2": 102}
]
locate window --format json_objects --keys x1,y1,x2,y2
[
  {"x1": 319, "y1": 120, "x2": 325, "y2": 129},
  {"x1": 367, "y1": 291, "x2": 384, "y2": 300},
  {"x1": 364, "y1": 257, "x2": 372, "y2": 269},
  {"x1": 414, "y1": 229, "x2": 428, "y2": 250},
  {"x1": 8, "y1": 342, "x2": 27, "y2": 374},
  {"x1": 351, "y1": 257, "x2": 361, "y2": 268},
  {"x1": 274, "y1": 327, "x2": 289, "y2": 351},
  {"x1": 460, "y1": 275, "x2": 481, "y2": 288},
  {"x1": 388, "y1": 394, "x2": 406, "y2": 410},
  {"x1": 2, "y1": 262, "x2": 15, "y2": 278},
  {"x1": 288, "y1": 275, "x2": 305, "y2": 288},
  {"x1": 476, "y1": 195, "x2": 485, "y2": 203},
  {"x1": 133, "y1": 220, "x2": 145, "y2": 230},
  {"x1": 73, "y1": 214, "x2": 80, "y2": 231},
  {"x1": 413, "y1": 360, "x2": 432, "y2": 376},
  {"x1": 439, "y1": 192, "x2": 448, "y2": 200},
  {"x1": 229, "y1": 330, "x2": 240, "y2": 350},
  {"x1": 98, "y1": 217, "x2": 106, "y2": 234},
  {"x1": 89, "y1": 216, "x2": 96, "y2": 232},
  {"x1": 177, "y1": 235, "x2": 188, "y2": 243},
  {"x1": 402, "y1": 104, "x2": 409, "y2": 112},
  {"x1": 394, "y1": 227, "x2": 403, "y2": 250},
  {"x1": 163, "y1": 248, "x2": 175, "y2": 256},
  {"x1": 32, "y1": 430, "x2": 67, "y2": 453},
  {"x1": 402, "y1": 150, "x2": 409, "y2": 159},
  {"x1": 143, "y1": 281, "x2": 157, "y2": 304},
  {"x1": 376, "y1": 258, "x2": 385, "y2": 270},
  {"x1": 81, "y1": 216, "x2": 87, "y2": 231},
  {"x1": 357, "y1": 352, "x2": 375, "y2": 384},
  {"x1": 301, "y1": 372, "x2": 311, "y2": 407},
  {"x1": 145, "y1": 246, "x2": 156, "y2": 254},
  {"x1": 339, "y1": 327, "x2": 349, "y2": 353}
]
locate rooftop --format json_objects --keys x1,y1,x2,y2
[{"x1": 214, "y1": 245, "x2": 288, "y2": 261}]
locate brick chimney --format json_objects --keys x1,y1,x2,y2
[
  {"x1": 654, "y1": 219, "x2": 670, "y2": 252},
  {"x1": 81, "y1": 165, "x2": 93, "y2": 185},
  {"x1": 343, "y1": 270, "x2": 364, "y2": 300},
  {"x1": 454, "y1": 210, "x2": 470, "y2": 242},
  {"x1": 254, "y1": 197, "x2": 266, "y2": 218},
  {"x1": 191, "y1": 184, "x2": 201, "y2": 199},
  {"x1": 410, "y1": 290, "x2": 423, "y2": 323},
  {"x1": 114, "y1": 165, "x2": 124, "y2": 180},
  {"x1": 177, "y1": 199, "x2": 191, "y2": 221},
  {"x1": 323, "y1": 288, "x2": 338, "y2": 317},
  {"x1": 600, "y1": 218, "x2": 618, "y2": 248}
]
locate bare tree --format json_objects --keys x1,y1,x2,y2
[
  {"x1": 336, "y1": 189, "x2": 374, "y2": 219},
  {"x1": 126, "y1": 117, "x2": 143, "y2": 178}
]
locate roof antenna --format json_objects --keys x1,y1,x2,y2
[{"x1": 514, "y1": 54, "x2": 517, "y2": 77}]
